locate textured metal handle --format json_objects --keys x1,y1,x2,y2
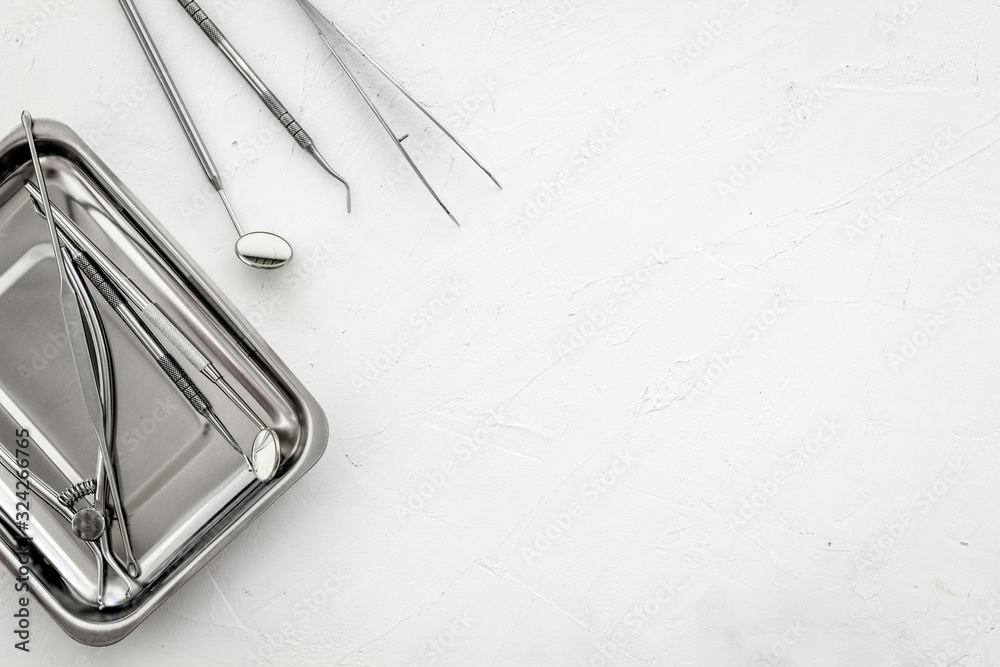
[
  {"x1": 177, "y1": 0, "x2": 225, "y2": 44},
  {"x1": 176, "y1": 0, "x2": 313, "y2": 151},
  {"x1": 157, "y1": 355, "x2": 211, "y2": 416},
  {"x1": 140, "y1": 304, "x2": 211, "y2": 371},
  {"x1": 73, "y1": 250, "x2": 213, "y2": 420},
  {"x1": 119, "y1": 0, "x2": 224, "y2": 189},
  {"x1": 73, "y1": 252, "x2": 124, "y2": 309},
  {"x1": 260, "y1": 91, "x2": 314, "y2": 150}
]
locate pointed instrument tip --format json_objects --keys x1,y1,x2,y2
[
  {"x1": 448, "y1": 210, "x2": 460, "y2": 228},
  {"x1": 307, "y1": 145, "x2": 352, "y2": 213}
]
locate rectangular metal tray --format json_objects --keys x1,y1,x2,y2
[{"x1": 0, "y1": 119, "x2": 328, "y2": 645}]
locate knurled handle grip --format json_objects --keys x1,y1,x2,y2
[
  {"x1": 176, "y1": 0, "x2": 314, "y2": 151},
  {"x1": 72, "y1": 252, "x2": 125, "y2": 309},
  {"x1": 177, "y1": 0, "x2": 225, "y2": 45},
  {"x1": 260, "y1": 91, "x2": 314, "y2": 150},
  {"x1": 74, "y1": 250, "x2": 213, "y2": 417},
  {"x1": 140, "y1": 304, "x2": 211, "y2": 371},
  {"x1": 157, "y1": 355, "x2": 211, "y2": 416}
]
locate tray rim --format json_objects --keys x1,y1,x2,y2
[{"x1": 0, "y1": 118, "x2": 330, "y2": 646}]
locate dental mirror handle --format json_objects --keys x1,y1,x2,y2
[
  {"x1": 117, "y1": 0, "x2": 223, "y2": 189},
  {"x1": 136, "y1": 305, "x2": 268, "y2": 430}
]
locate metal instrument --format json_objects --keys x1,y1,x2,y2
[
  {"x1": 173, "y1": 0, "x2": 351, "y2": 212},
  {"x1": 67, "y1": 245, "x2": 255, "y2": 473},
  {"x1": 0, "y1": 118, "x2": 328, "y2": 640},
  {"x1": 115, "y1": 0, "x2": 297, "y2": 269},
  {"x1": 292, "y1": 0, "x2": 501, "y2": 226},
  {"x1": 0, "y1": 424, "x2": 139, "y2": 606},
  {"x1": 23, "y1": 181, "x2": 280, "y2": 472},
  {"x1": 62, "y1": 244, "x2": 133, "y2": 605},
  {"x1": 0, "y1": 241, "x2": 140, "y2": 607},
  {"x1": 20, "y1": 111, "x2": 140, "y2": 578}
]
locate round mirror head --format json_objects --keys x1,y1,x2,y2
[
  {"x1": 72, "y1": 507, "x2": 106, "y2": 542},
  {"x1": 235, "y1": 232, "x2": 293, "y2": 269},
  {"x1": 252, "y1": 428, "x2": 280, "y2": 482}
]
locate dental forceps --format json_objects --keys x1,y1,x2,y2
[
  {"x1": 21, "y1": 111, "x2": 140, "y2": 578},
  {"x1": 292, "y1": 0, "x2": 502, "y2": 226}
]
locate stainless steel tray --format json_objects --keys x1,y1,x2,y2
[{"x1": 0, "y1": 119, "x2": 328, "y2": 645}]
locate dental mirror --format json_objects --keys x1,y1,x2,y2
[
  {"x1": 251, "y1": 428, "x2": 280, "y2": 482},
  {"x1": 235, "y1": 231, "x2": 293, "y2": 269}
]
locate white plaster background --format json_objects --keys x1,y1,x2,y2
[{"x1": 3, "y1": 0, "x2": 1000, "y2": 665}]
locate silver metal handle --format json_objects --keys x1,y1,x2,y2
[
  {"x1": 117, "y1": 0, "x2": 224, "y2": 190},
  {"x1": 176, "y1": 0, "x2": 225, "y2": 46},
  {"x1": 259, "y1": 90, "x2": 313, "y2": 150},
  {"x1": 175, "y1": 0, "x2": 314, "y2": 150}
]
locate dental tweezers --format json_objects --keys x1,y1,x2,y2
[{"x1": 293, "y1": 0, "x2": 502, "y2": 226}]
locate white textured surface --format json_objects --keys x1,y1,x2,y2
[{"x1": 4, "y1": 0, "x2": 1000, "y2": 665}]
